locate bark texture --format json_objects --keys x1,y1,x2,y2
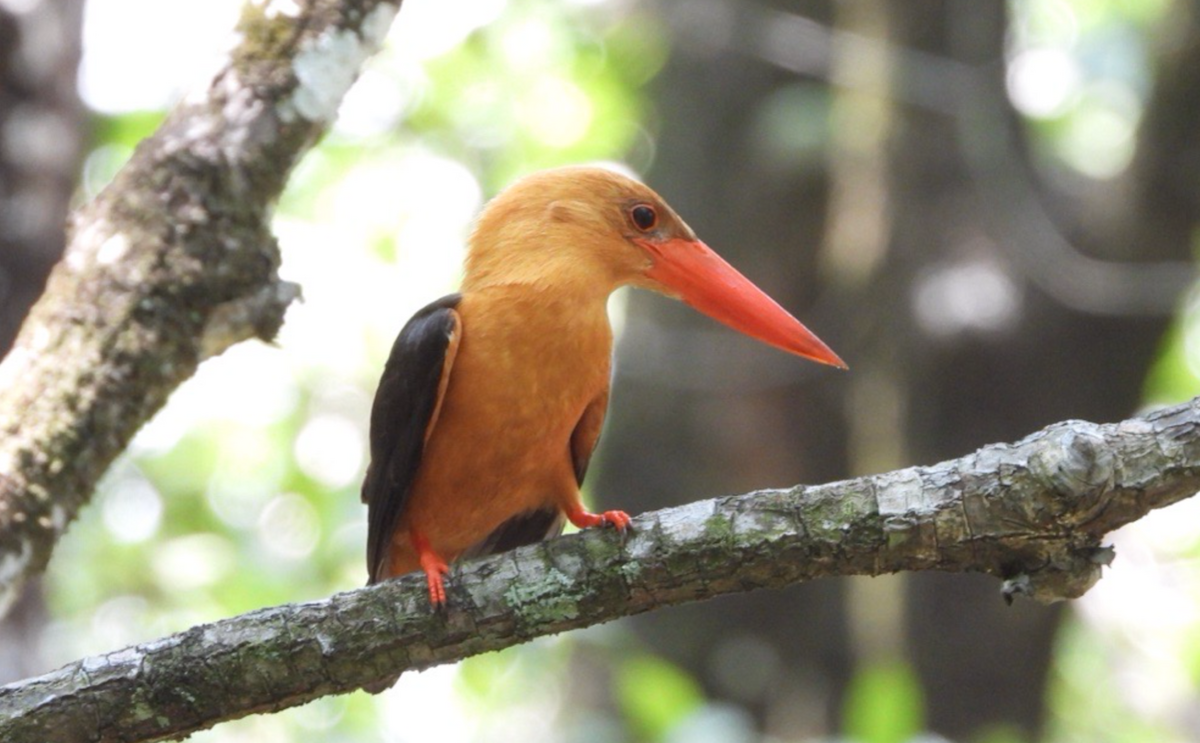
[
  {"x1": 3, "y1": 398, "x2": 1200, "y2": 743},
  {"x1": 0, "y1": 0, "x2": 402, "y2": 618}
]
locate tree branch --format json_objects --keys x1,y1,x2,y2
[
  {"x1": 3, "y1": 398, "x2": 1198, "y2": 743},
  {"x1": 0, "y1": 0, "x2": 401, "y2": 618}
]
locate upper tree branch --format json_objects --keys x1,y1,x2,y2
[
  {"x1": 0, "y1": 0, "x2": 401, "y2": 617},
  {"x1": 4, "y1": 398, "x2": 1199, "y2": 743}
]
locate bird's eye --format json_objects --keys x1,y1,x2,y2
[{"x1": 630, "y1": 204, "x2": 658, "y2": 231}]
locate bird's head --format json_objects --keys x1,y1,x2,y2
[{"x1": 464, "y1": 166, "x2": 845, "y2": 369}]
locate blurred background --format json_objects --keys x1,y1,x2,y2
[{"x1": 2, "y1": 0, "x2": 1200, "y2": 741}]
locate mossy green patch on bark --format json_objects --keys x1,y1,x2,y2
[
  {"x1": 233, "y1": 4, "x2": 305, "y2": 75},
  {"x1": 504, "y1": 568, "x2": 581, "y2": 628},
  {"x1": 702, "y1": 510, "x2": 735, "y2": 542},
  {"x1": 579, "y1": 528, "x2": 625, "y2": 565}
]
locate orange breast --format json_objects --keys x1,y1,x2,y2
[{"x1": 387, "y1": 285, "x2": 613, "y2": 576}]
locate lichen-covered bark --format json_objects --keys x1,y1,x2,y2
[
  {"x1": 0, "y1": 0, "x2": 402, "y2": 617},
  {"x1": 3, "y1": 398, "x2": 1198, "y2": 743}
]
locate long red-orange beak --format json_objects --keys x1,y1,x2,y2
[{"x1": 638, "y1": 237, "x2": 847, "y2": 369}]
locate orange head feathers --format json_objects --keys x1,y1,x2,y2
[{"x1": 462, "y1": 166, "x2": 845, "y2": 368}]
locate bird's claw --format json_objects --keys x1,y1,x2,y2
[
  {"x1": 600, "y1": 509, "x2": 632, "y2": 531},
  {"x1": 567, "y1": 506, "x2": 632, "y2": 532}
]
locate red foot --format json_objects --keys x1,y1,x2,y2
[
  {"x1": 411, "y1": 529, "x2": 450, "y2": 608},
  {"x1": 565, "y1": 504, "x2": 632, "y2": 532}
]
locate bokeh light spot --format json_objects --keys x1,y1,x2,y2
[
  {"x1": 80, "y1": 0, "x2": 243, "y2": 113},
  {"x1": 913, "y1": 259, "x2": 1021, "y2": 337},
  {"x1": 294, "y1": 414, "x2": 365, "y2": 489},
  {"x1": 257, "y1": 493, "x2": 321, "y2": 560},
  {"x1": 101, "y1": 474, "x2": 163, "y2": 544},
  {"x1": 151, "y1": 534, "x2": 237, "y2": 591},
  {"x1": 1007, "y1": 47, "x2": 1081, "y2": 118},
  {"x1": 521, "y1": 77, "x2": 593, "y2": 148}
]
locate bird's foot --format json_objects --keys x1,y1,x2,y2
[
  {"x1": 420, "y1": 555, "x2": 449, "y2": 608},
  {"x1": 411, "y1": 529, "x2": 450, "y2": 608},
  {"x1": 566, "y1": 504, "x2": 632, "y2": 532}
]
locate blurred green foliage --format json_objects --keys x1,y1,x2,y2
[
  {"x1": 616, "y1": 655, "x2": 705, "y2": 740},
  {"x1": 1010, "y1": 0, "x2": 1166, "y2": 178},
  {"x1": 1145, "y1": 303, "x2": 1200, "y2": 407},
  {"x1": 841, "y1": 660, "x2": 923, "y2": 743}
]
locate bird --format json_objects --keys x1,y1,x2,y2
[{"x1": 361, "y1": 166, "x2": 845, "y2": 607}]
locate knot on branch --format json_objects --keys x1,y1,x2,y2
[{"x1": 1028, "y1": 422, "x2": 1114, "y2": 519}]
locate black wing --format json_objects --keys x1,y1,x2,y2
[{"x1": 363, "y1": 294, "x2": 462, "y2": 584}]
